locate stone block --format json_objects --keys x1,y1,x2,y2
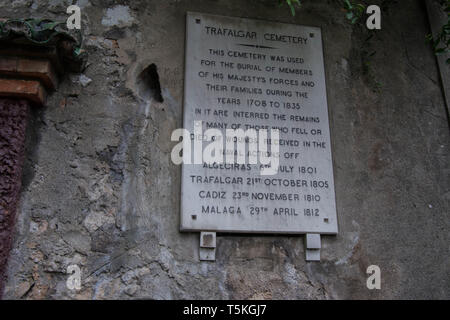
[
  {"x1": 0, "y1": 57, "x2": 57, "y2": 90},
  {"x1": 0, "y1": 78, "x2": 47, "y2": 105}
]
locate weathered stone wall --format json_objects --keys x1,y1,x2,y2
[{"x1": 1, "y1": 0, "x2": 449, "y2": 299}]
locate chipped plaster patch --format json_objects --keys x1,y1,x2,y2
[
  {"x1": 335, "y1": 233, "x2": 360, "y2": 266},
  {"x1": 101, "y1": 5, "x2": 134, "y2": 27}
]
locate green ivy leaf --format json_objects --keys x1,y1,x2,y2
[
  {"x1": 434, "y1": 38, "x2": 442, "y2": 48},
  {"x1": 344, "y1": 0, "x2": 352, "y2": 9},
  {"x1": 435, "y1": 47, "x2": 447, "y2": 54}
]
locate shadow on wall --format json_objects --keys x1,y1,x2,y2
[{"x1": 136, "y1": 64, "x2": 164, "y2": 103}]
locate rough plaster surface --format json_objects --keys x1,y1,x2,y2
[
  {"x1": 1, "y1": 0, "x2": 449, "y2": 299},
  {"x1": 0, "y1": 98, "x2": 28, "y2": 297}
]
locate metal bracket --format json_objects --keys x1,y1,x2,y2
[
  {"x1": 199, "y1": 231, "x2": 216, "y2": 261},
  {"x1": 305, "y1": 233, "x2": 321, "y2": 261}
]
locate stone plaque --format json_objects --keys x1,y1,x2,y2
[{"x1": 180, "y1": 12, "x2": 338, "y2": 234}]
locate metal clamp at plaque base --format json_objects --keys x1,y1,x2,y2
[
  {"x1": 199, "y1": 232, "x2": 216, "y2": 261},
  {"x1": 305, "y1": 234, "x2": 321, "y2": 261}
]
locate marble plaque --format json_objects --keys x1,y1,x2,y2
[{"x1": 180, "y1": 12, "x2": 338, "y2": 234}]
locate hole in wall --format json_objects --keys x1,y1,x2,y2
[{"x1": 136, "y1": 63, "x2": 164, "y2": 103}]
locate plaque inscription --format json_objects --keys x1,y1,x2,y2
[{"x1": 180, "y1": 12, "x2": 338, "y2": 234}]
